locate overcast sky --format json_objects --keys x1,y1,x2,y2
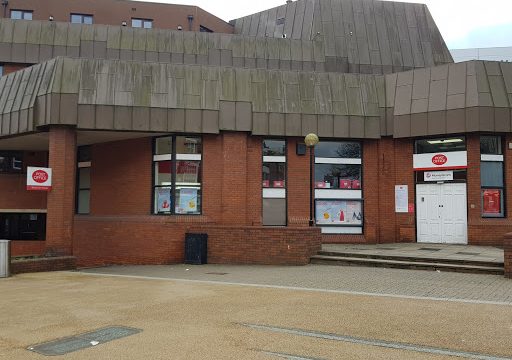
[{"x1": 139, "y1": 0, "x2": 512, "y2": 49}]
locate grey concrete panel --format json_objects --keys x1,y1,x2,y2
[
  {"x1": 285, "y1": 113, "x2": 301, "y2": 136},
  {"x1": 113, "y1": 106, "x2": 133, "y2": 130},
  {"x1": 411, "y1": 98, "x2": 428, "y2": 114},
  {"x1": 447, "y1": 62, "x2": 466, "y2": 95},
  {"x1": 333, "y1": 115, "x2": 349, "y2": 138},
  {"x1": 145, "y1": 51, "x2": 158, "y2": 63},
  {"x1": 410, "y1": 112, "x2": 428, "y2": 136},
  {"x1": 484, "y1": 61, "x2": 502, "y2": 77},
  {"x1": 495, "y1": 108, "x2": 510, "y2": 132},
  {"x1": 301, "y1": 114, "x2": 317, "y2": 136},
  {"x1": 315, "y1": 114, "x2": 332, "y2": 137},
  {"x1": 171, "y1": 53, "x2": 184, "y2": 64},
  {"x1": 11, "y1": 43, "x2": 26, "y2": 63},
  {"x1": 412, "y1": 68, "x2": 430, "y2": 100},
  {"x1": 66, "y1": 46, "x2": 80, "y2": 58},
  {"x1": 132, "y1": 107, "x2": 150, "y2": 131},
  {"x1": 9, "y1": 111, "x2": 19, "y2": 135},
  {"x1": 158, "y1": 52, "x2": 171, "y2": 63},
  {"x1": 95, "y1": 105, "x2": 114, "y2": 129},
  {"x1": 252, "y1": 112, "x2": 269, "y2": 135},
  {"x1": 394, "y1": 114, "x2": 411, "y2": 138},
  {"x1": 220, "y1": 49, "x2": 233, "y2": 67},
  {"x1": 185, "y1": 109, "x2": 202, "y2": 133},
  {"x1": 59, "y1": 94, "x2": 78, "y2": 125},
  {"x1": 49, "y1": 93, "x2": 61, "y2": 124},
  {"x1": 202, "y1": 110, "x2": 219, "y2": 134},
  {"x1": 150, "y1": 108, "x2": 168, "y2": 132},
  {"x1": 77, "y1": 104, "x2": 97, "y2": 129},
  {"x1": 446, "y1": 94, "x2": 465, "y2": 110},
  {"x1": 488, "y1": 76, "x2": 509, "y2": 108},
  {"x1": 106, "y1": 48, "x2": 120, "y2": 60},
  {"x1": 465, "y1": 107, "x2": 479, "y2": 132},
  {"x1": 365, "y1": 116, "x2": 381, "y2": 139},
  {"x1": 168, "y1": 108, "x2": 185, "y2": 132},
  {"x1": 428, "y1": 80, "x2": 447, "y2": 111},
  {"x1": 445, "y1": 109, "x2": 466, "y2": 134},
  {"x1": 427, "y1": 111, "x2": 446, "y2": 135},
  {"x1": 119, "y1": 49, "x2": 132, "y2": 61},
  {"x1": 0, "y1": 43, "x2": 11, "y2": 62},
  {"x1": 394, "y1": 85, "x2": 413, "y2": 115},
  {"x1": 478, "y1": 107, "x2": 495, "y2": 132},
  {"x1": 269, "y1": 113, "x2": 285, "y2": 135},
  {"x1": 132, "y1": 50, "x2": 145, "y2": 62},
  {"x1": 349, "y1": 116, "x2": 365, "y2": 138},
  {"x1": 235, "y1": 102, "x2": 252, "y2": 131}
]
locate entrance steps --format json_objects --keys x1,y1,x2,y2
[{"x1": 310, "y1": 250, "x2": 504, "y2": 275}]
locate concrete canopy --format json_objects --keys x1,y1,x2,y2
[{"x1": 0, "y1": 57, "x2": 384, "y2": 139}]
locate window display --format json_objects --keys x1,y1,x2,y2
[{"x1": 315, "y1": 200, "x2": 363, "y2": 226}]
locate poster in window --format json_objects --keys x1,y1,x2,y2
[
  {"x1": 157, "y1": 188, "x2": 171, "y2": 213},
  {"x1": 177, "y1": 188, "x2": 198, "y2": 214},
  {"x1": 315, "y1": 200, "x2": 362, "y2": 225},
  {"x1": 483, "y1": 189, "x2": 501, "y2": 214}
]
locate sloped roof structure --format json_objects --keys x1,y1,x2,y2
[{"x1": 233, "y1": 0, "x2": 453, "y2": 73}]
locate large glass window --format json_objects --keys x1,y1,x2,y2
[
  {"x1": 480, "y1": 136, "x2": 505, "y2": 218},
  {"x1": 315, "y1": 164, "x2": 361, "y2": 189},
  {"x1": 315, "y1": 142, "x2": 361, "y2": 159},
  {"x1": 262, "y1": 139, "x2": 286, "y2": 226},
  {"x1": 0, "y1": 151, "x2": 23, "y2": 173},
  {"x1": 415, "y1": 137, "x2": 466, "y2": 154},
  {"x1": 132, "y1": 18, "x2": 153, "y2": 28},
  {"x1": 76, "y1": 146, "x2": 91, "y2": 214},
  {"x1": 11, "y1": 10, "x2": 33, "y2": 20},
  {"x1": 71, "y1": 13, "x2": 93, "y2": 24},
  {"x1": 153, "y1": 136, "x2": 202, "y2": 215},
  {"x1": 0, "y1": 65, "x2": 3, "y2": 77},
  {"x1": 0, "y1": 213, "x2": 46, "y2": 240}
]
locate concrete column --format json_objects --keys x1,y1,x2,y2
[
  {"x1": 45, "y1": 126, "x2": 77, "y2": 256},
  {"x1": 505, "y1": 233, "x2": 512, "y2": 279}
]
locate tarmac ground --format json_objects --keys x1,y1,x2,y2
[{"x1": 1, "y1": 264, "x2": 512, "y2": 360}]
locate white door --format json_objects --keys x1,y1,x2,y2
[{"x1": 416, "y1": 183, "x2": 467, "y2": 244}]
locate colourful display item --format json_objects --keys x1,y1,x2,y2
[
  {"x1": 273, "y1": 180, "x2": 285, "y2": 188},
  {"x1": 351, "y1": 180, "x2": 361, "y2": 189},
  {"x1": 315, "y1": 181, "x2": 327, "y2": 188},
  {"x1": 339, "y1": 179, "x2": 352, "y2": 189},
  {"x1": 262, "y1": 180, "x2": 270, "y2": 187},
  {"x1": 483, "y1": 189, "x2": 501, "y2": 214}
]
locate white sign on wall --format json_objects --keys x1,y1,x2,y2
[
  {"x1": 413, "y1": 151, "x2": 467, "y2": 171},
  {"x1": 424, "y1": 171, "x2": 454, "y2": 182},
  {"x1": 26, "y1": 167, "x2": 52, "y2": 191},
  {"x1": 395, "y1": 185, "x2": 408, "y2": 213}
]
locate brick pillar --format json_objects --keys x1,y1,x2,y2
[
  {"x1": 287, "y1": 138, "x2": 310, "y2": 227},
  {"x1": 505, "y1": 233, "x2": 512, "y2": 279},
  {"x1": 45, "y1": 126, "x2": 77, "y2": 256},
  {"x1": 220, "y1": 132, "x2": 248, "y2": 225}
]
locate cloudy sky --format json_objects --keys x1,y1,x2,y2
[{"x1": 140, "y1": 0, "x2": 512, "y2": 49}]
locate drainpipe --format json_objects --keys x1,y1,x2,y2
[
  {"x1": 1, "y1": 0, "x2": 8, "y2": 18},
  {"x1": 187, "y1": 15, "x2": 193, "y2": 31}
]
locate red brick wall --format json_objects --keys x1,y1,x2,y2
[
  {"x1": 11, "y1": 241, "x2": 46, "y2": 257},
  {"x1": 246, "y1": 136, "x2": 263, "y2": 226},
  {"x1": 2, "y1": 63, "x2": 30, "y2": 76},
  {"x1": 0, "y1": 151, "x2": 47, "y2": 210},
  {"x1": 189, "y1": 226, "x2": 322, "y2": 265},
  {"x1": 505, "y1": 233, "x2": 512, "y2": 278},
  {"x1": 287, "y1": 138, "x2": 310, "y2": 226},
  {"x1": 11, "y1": 256, "x2": 76, "y2": 274}
]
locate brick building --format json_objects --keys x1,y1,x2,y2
[{"x1": 0, "y1": 0, "x2": 511, "y2": 268}]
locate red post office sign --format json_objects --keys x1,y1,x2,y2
[{"x1": 27, "y1": 167, "x2": 52, "y2": 191}]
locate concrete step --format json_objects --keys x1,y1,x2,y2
[
  {"x1": 310, "y1": 255, "x2": 504, "y2": 275},
  {"x1": 317, "y1": 251, "x2": 503, "y2": 269}
]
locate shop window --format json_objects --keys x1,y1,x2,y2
[
  {"x1": 132, "y1": 18, "x2": 153, "y2": 28},
  {"x1": 153, "y1": 136, "x2": 202, "y2": 215},
  {"x1": 315, "y1": 142, "x2": 361, "y2": 159},
  {"x1": 11, "y1": 10, "x2": 33, "y2": 20},
  {"x1": 415, "y1": 137, "x2": 466, "y2": 154},
  {"x1": 314, "y1": 141, "x2": 363, "y2": 234},
  {"x1": 481, "y1": 136, "x2": 502, "y2": 155},
  {"x1": 262, "y1": 163, "x2": 286, "y2": 188},
  {"x1": 315, "y1": 164, "x2": 361, "y2": 189},
  {"x1": 0, "y1": 213, "x2": 46, "y2": 240},
  {"x1": 0, "y1": 65, "x2": 3, "y2": 77},
  {"x1": 480, "y1": 136, "x2": 505, "y2": 218},
  {"x1": 262, "y1": 139, "x2": 286, "y2": 226},
  {"x1": 76, "y1": 146, "x2": 91, "y2": 214},
  {"x1": 315, "y1": 200, "x2": 363, "y2": 226},
  {"x1": 71, "y1": 13, "x2": 93, "y2": 24},
  {"x1": 0, "y1": 151, "x2": 23, "y2": 173}
]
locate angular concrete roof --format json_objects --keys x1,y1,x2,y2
[
  {"x1": 0, "y1": 57, "x2": 384, "y2": 139},
  {"x1": 233, "y1": 0, "x2": 453, "y2": 73},
  {"x1": 0, "y1": 18, "x2": 325, "y2": 73},
  {"x1": 385, "y1": 61, "x2": 512, "y2": 137}
]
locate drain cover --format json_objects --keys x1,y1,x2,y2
[
  {"x1": 28, "y1": 326, "x2": 142, "y2": 356},
  {"x1": 418, "y1": 248, "x2": 441, "y2": 251},
  {"x1": 456, "y1": 252, "x2": 480, "y2": 255}
]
